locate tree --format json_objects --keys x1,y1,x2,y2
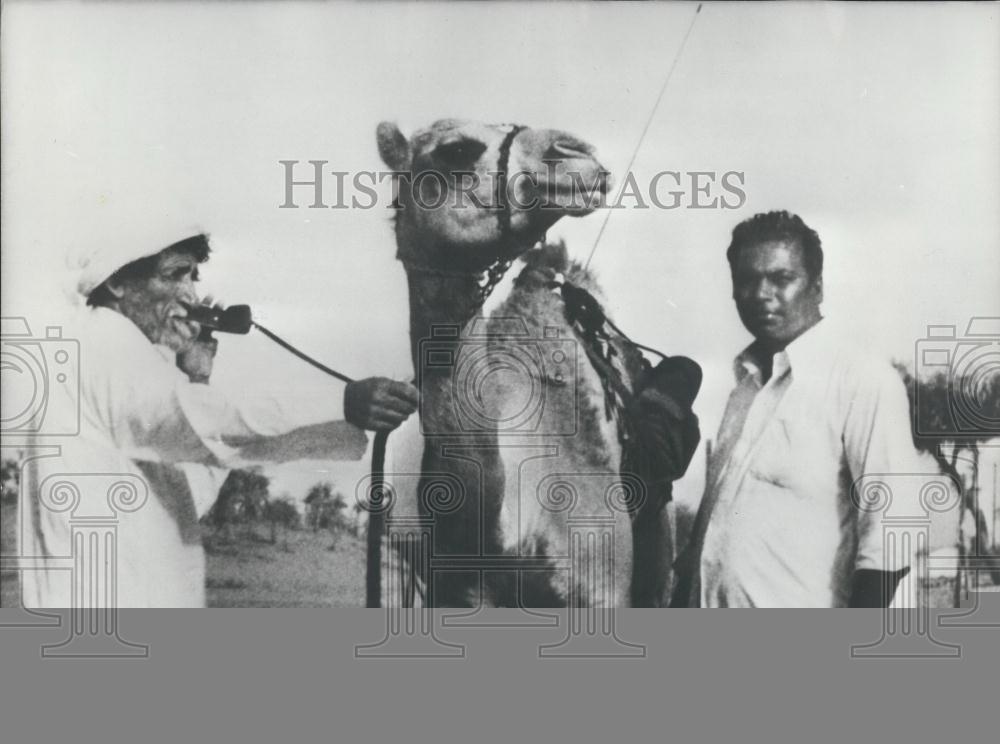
[
  {"x1": 207, "y1": 467, "x2": 272, "y2": 541},
  {"x1": 303, "y1": 482, "x2": 350, "y2": 548},
  {"x1": 350, "y1": 500, "x2": 368, "y2": 538},
  {"x1": 264, "y1": 495, "x2": 301, "y2": 550},
  {"x1": 894, "y1": 362, "x2": 1000, "y2": 596},
  {"x1": 1, "y1": 459, "x2": 19, "y2": 504}
]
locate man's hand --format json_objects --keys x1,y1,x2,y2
[
  {"x1": 848, "y1": 567, "x2": 910, "y2": 608},
  {"x1": 625, "y1": 356, "x2": 703, "y2": 485},
  {"x1": 177, "y1": 296, "x2": 221, "y2": 383},
  {"x1": 176, "y1": 333, "x2": 218, "y2": 383},
  {"x1": 345, "y1": 377, "x2": 419, "y2": 432}
]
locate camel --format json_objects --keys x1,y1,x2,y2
[{"x1": 374, "y1": 119, "x2": 683, "y2": 608}]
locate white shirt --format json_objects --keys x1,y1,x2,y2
[
  {"x1": 20, "y1": 306, "x2": 367, "y2": 608},
  {"x1": 687, "y1": 319, "x2": 923, "y2": 607}
]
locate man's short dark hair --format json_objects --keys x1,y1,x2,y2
[
  {"x1": 87, "y1": 234, "x2": 211, "y2": 308},
  {"x1": 726, "y1": 211, "x2": 823, "y2": 281}
]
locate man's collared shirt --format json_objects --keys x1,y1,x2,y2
[{"x1": 686, "y1": 319, "x2": 923, "y2": 607}]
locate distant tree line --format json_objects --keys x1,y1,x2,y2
[
  {"x1": 205, "y1": 468, "x2": 299, "y2": 547},
  {"x1": 203, "y1": 470, "x2": 364, "y2": 551},
  {"x1": 894, "y1": 361, "x2": 1000, "y2": 595},
  {"x1": 1, "y1": 459, "x2": 19, "y2": 504}
]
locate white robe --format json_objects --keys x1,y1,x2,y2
[{"x1": 19, "y1": 306, "x2": 367, "y2": 608}]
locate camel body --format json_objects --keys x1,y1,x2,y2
[{"x1": 374, "y1": 119, "x2": 671, "y2": 607}]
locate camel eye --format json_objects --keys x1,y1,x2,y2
[{"x1": 435, "y1": 139, "x2": 487, "y2": 167}]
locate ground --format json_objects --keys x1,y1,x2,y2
[
  {"x1": 202, "y1": 525, "x2": 366, "y2": 607},
  {"x1": 0, "y1": 500, "x2": 993, "y2": 608},
  {"x1": 1, "y1": 502, "x2": 17, "y2": 609},
  {"x1": 0, "y1": 501, "x2": 365, "y2": 608}
]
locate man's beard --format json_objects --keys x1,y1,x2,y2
[{"x1": 119, "y1": 297, "x2": 196, "y2": 353}]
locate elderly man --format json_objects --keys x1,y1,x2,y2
[
  {"x1": 674, "y1": 211, "x2": 921, "y2": 608},
  {"x1": 21, "y1": 232, "x2": 418, "y2": 607}
]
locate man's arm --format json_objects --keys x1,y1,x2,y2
[
  {"x1": 180, "y1": 376, "x2": 417, "y2": 466},
  {"x1": 178, "y1": 333, "x2": 418, "y2": 432},
  {"x1": 176, "y1": 333, "x2": 418, "y2": 456},
  {"x1": 843, "y1": 359, "x2": 924, "y2": 607},
  {"x1": 98, "y1": 331, "x2": 415, "y2": 467},
  {"x1": 625, "y1": 356, "x2": 703, "y2": 486},
  {"x1": 344, "y1": 377, "x2": 420, "y2": 432}
]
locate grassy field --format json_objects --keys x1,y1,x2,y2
[
  {"x1": 1, "y1": 501, "x2": 367, "y2": 608},
  {"x1": 1, "y1": 502, "x2": 18, "y2": 608},
  {"x1": 203, "y1": 525, "x2": 366, "y2": 607},
  {"x1": 1, "y1": 500, "x2": 992, "y2": 608}
]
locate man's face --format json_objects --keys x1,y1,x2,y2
[
  {"x1": 731, "y1": 239, "x2": 822, "y2": 351},
  {"x1": 114, "y1": 247, "x2": 203, "y2": 353}
]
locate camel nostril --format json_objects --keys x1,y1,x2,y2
[{"x1": 545, "y1": 138, "x2": 594, "y2": 160}]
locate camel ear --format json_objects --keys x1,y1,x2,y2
[{"x1": 377, "y1": 122, "x2": 411, "y2": 171}]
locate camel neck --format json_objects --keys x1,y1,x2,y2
[
  {"x1": 401, "y1": 263, "x2": 508, "y2": 591},
  {"x1": 404, "y1": 267, "x2": 483, "y2": 372}
]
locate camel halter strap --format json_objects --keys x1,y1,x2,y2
[
  {"x1": 399, "y1": 122, "x2": 539, "y2": 310},
  {"x1": 494, "y1": 123, "x2": 525, "y2": 242},
  {"x1": 475, "y1": 123, "x2": 528, "y2": 305}
]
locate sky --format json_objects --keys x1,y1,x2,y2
[{"x1": 2, "y1": 1, "x2": 998, "y2": 509}]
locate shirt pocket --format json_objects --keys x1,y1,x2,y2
[{"x1": 747, "y1": 413, "x2": 834, "y2": 496}]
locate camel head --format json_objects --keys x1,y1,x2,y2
[{"x1": 377, "y1": 119, "x2": 609, "y2": 273}]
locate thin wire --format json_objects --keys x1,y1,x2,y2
[
  {"x1": 584, "y1": 2, "x2": 703, "y2": 270},
  {"x1": 249, "y1": 321, "x2": 388, "y2": 607},
  {"x1": 252, "y1": 322, "x2": 355, "y2": 384}
]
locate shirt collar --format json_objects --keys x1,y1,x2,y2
[{"x1": 733, "y1": 317, "x2": 826, "y2": 385}]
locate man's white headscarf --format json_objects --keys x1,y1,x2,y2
[
  {"x1": 72, "y1": 229, "x2": 207, "y2": 300},
  {"x1": 66, "y1": 208, "x2": 206, "y2": 306}
]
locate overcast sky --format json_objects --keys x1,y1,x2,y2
[{"x1": 2, "y1": 1, "x2": 997, "y2": 507}]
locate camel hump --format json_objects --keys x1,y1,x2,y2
[{"x1": 517, "y1": 240, "x2": 570, "y2": 276}]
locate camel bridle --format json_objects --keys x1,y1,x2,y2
[{"x1": 399, "y1": 123, "x2": 550, "y2": 310}]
